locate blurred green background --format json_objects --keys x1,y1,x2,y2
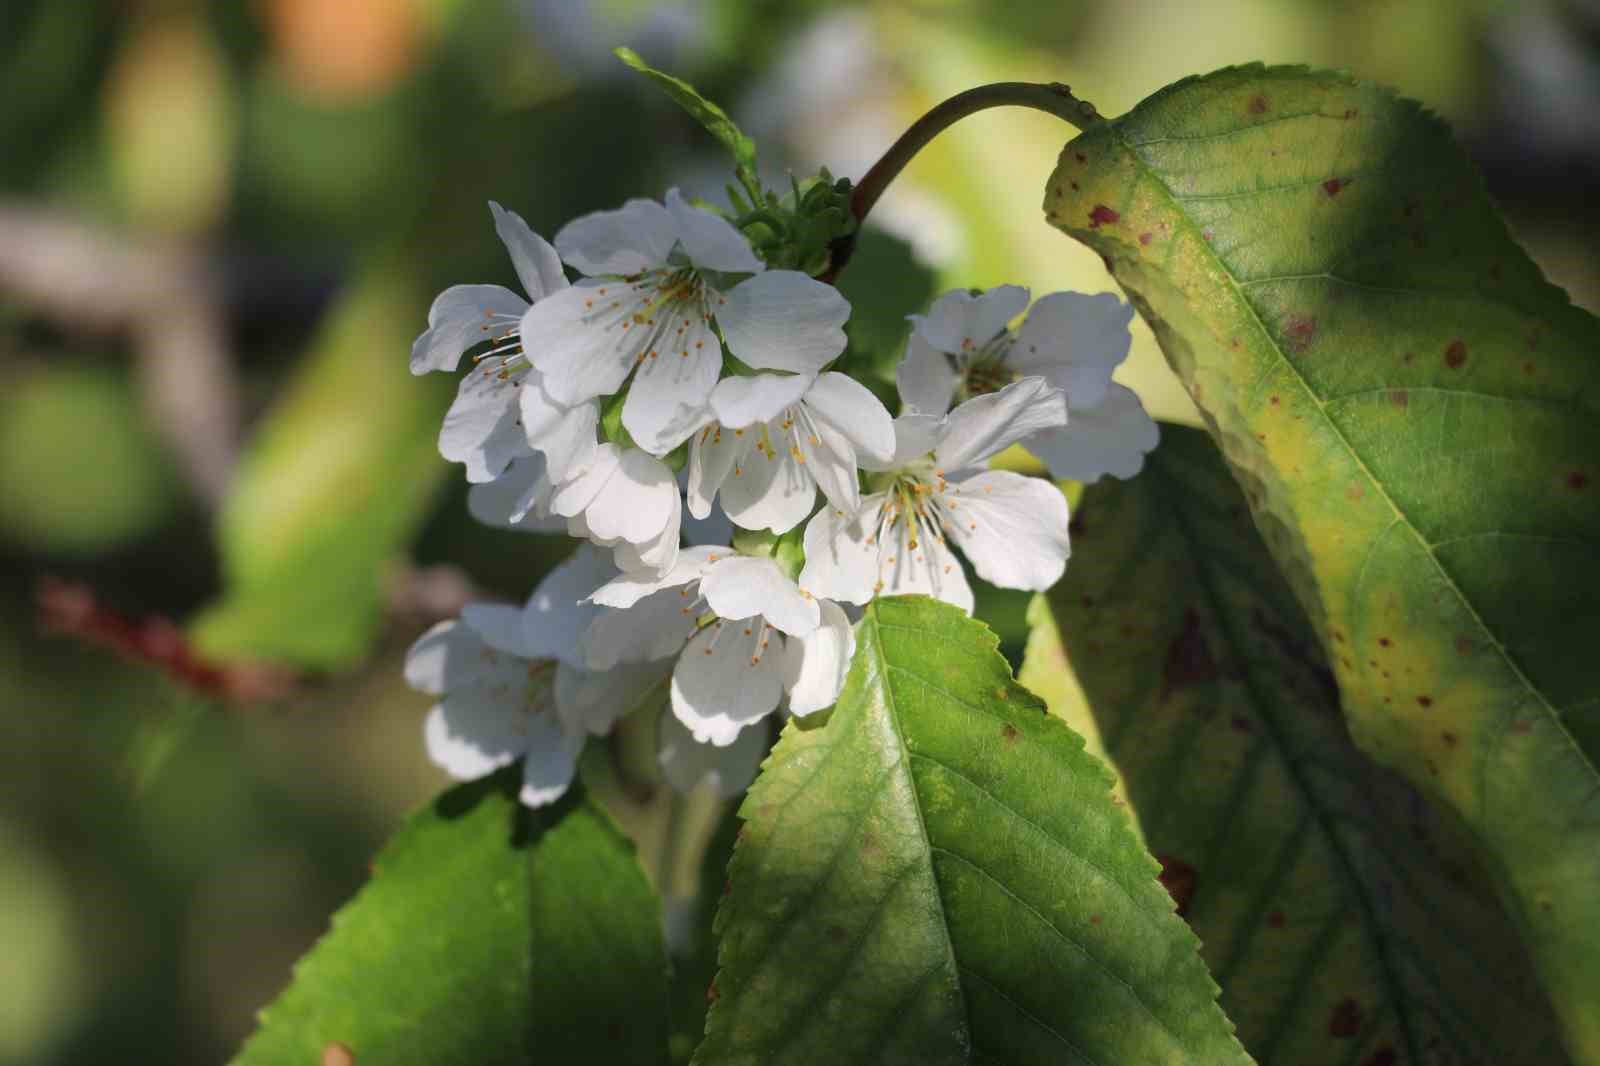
[{"x1": 2, "y1": 0, "x2": 1597, "y2": 1061}]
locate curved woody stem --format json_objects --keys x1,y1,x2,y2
[{"x1": 823, "y1": 81, "x2": 1103, "y2": 282}]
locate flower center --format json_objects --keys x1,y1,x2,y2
[{"x1": 957, "y1": 335, "x2": 1019, "y2": 401}]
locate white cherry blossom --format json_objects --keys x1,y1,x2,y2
[
  {"x1": 686, "y1": 370, "x2": 894, "y2": 533},
  {"x1": 412, "y1": 203, "x2": 596, "y2": 484},
  {"x1": 466, "y1": 445, "x2": 682, "y2": 575},
  {"x1": 402, "y1": 546, "x2": 655, "y2": 808},
  {"x1": 799, "y1": 377, "x2": 1071, "y2": 613},
  {"x1": 521, "y1": 190, "x2": 850, "y2": 455},
  {"x1": 584, "y1": 546, "x2": 854, "y2": 747},
  {"x1": 899, "y1": 286, "x2": 1158, "y2": 482}
]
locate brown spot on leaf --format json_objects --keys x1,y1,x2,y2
[
  {"x1": 1523, "y1": 361, "x2": 1536, "y2": 375},
  {"x1": 1162, "y1": 609, "x2": 1218, "y2": 701},
  {"x1": 1569, "y1": 471, "x2": 1590, "y2": 490},
  {"x1": 1378, "y1": 637, "x2": 1391, "y2": 647},
  {"x1": 1389, "y1": 390, "x2": 1408, "y2": 407},
  {"x1": 1343, "y1": 108, "x2": 1360, "y2": 120},
  {"x1": 1322, "y1": 177, "x2": 1348, "y2": 197},
  {"x1": 1248, "y1": 94, "x2": 1270, "y2": 114},
  {"x1": 1074, "y1": 152, "x2": 1087, "y2": 163},
  {"x1": 828, "y1": 925, "x2": 848, "y2": 943},
  {"x1": 706, "y1": 981, "x2": 720, "y2": 1004},
  {"x1": 1285, "y1": 315, "x2": 1317, "y2": 352},
  {"x1": 1088, "y1": 204, "x2": 1120, "y2": 228},
  {"x1": 1069, "y1": 180, "x2": 1080, "y2": 191},
  {"x1": 1139, "y1": 231, "x2": 1152, "y2": 246},
  {"x1": 322, "y1": 1044, "x2": 356, "y2": 1066},
  {"x1": 1417, "y1": 695, "x2": 1434, "y2": 708},
  {"x1": 1512, "y1": 719, "x2": 1533, "y2": 735},
  {"x1": 1329, "y1": 998, "x2": 1363, "y2": 1038},
  {"x1": 1442, "y1": 731, "x2": 1458, "y2": 747},
  {"x1": 1230, "y1": 715, "x2": 1255, "y2": 734},
  {"x1": 1156, "y1": 856, "x2": 1198, "y2": 917},
  {"x1": 1090, "y1": 914, "x2": 1102, "y2": 925},
  {"x1": 1269, "y1": 394, "x2": 1281, "y2": 406},
  {"x1": 1001, "y1": 723, "x2": 1020, "y2": 744},
  {"x1": 1444, "y1": 339, "x2": 1467, "y2": 368},
  {"x1": 1454, "y1": 636, "x2": 1475, "y2": 656}
]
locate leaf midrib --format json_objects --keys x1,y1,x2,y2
[{"x1": 1102, "y1": 117, "x2": 1600, "y2": 800}]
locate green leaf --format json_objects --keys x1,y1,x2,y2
[
  {"x1": 1021, "y1": 425, "x2": 1571, "y2": 1065},
  {"x1": 233, "y1": 771, "x2": 668, "y2": 1065},
  {"x1": 190, "y1": 267, "x2": 452, "y2": 669},
  {"x1": 697, "y1": 596, "x2": 1249, "y2": 1065},
  {"x1": 1045, "y1": 65, "x2": 1600, "y2": 1055},
  {"x1": 615, "y1": 47, "x2": 757, "y2": 185}
]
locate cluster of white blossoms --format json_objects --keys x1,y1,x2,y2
[{"x1": 403, "y1": 194, "x2": 1157, "y2": 806}]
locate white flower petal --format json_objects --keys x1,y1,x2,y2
[
  {"x1": 670, "y1": 623, "x2": 785, "y2": 746},
  {"x1": 519, "y1": 380, "x2": 599, "y2": 482},
  {"x1": 717, "y1": 271, "x2": 849, "y2": 373},
  {"x1": 658, "y1": 710, "x2": 765, "y2": 798},
  {"x1": 1025, "y1": 382, "x2": 1161, "y2": 483},
  {"x1": 410, "y1": 284, "x2": 527, "y2": 375},
  {"x1": 461, "y1": 603, "x2": 531, "y2": 656},
  {"x1": 439, "y1": 365, "x2": 526, "y2": 483},
  {"x1": 610, "y1": 488, "x2": 681, "y2": 575},
  {"x1": 665, "y1": 188, "x2": 764, "y2": 274},
  {"x1": 623, "y1": 312, "x2": 721, "y2": 453},
  {"x1": 880, "y1": 413, "x2": 945, "y2": 469},
  {"x1": 523, "y1": 544, "x2": 616, "y2": 665},
  {"x1": 404, "y1": 620, "x2": 485, "y2": 695},
  {"x1": 940, "y1": 471, "x2": 1069, "y2": 592},
  {"x1": 548, "y1": 443, "x2": 622, "y2": 518},
  {"x1": 795, "y1": 407, "x2": 860, "y2": 515},
  {"x1": 581, "y1": 448, "x2": 678, "y2": 545},
  {"x1": 718, "y1": 429, "x2": 816, "y2": 534},
  {"x1": 797, "y1": 497, "x2": 885, "y2": 606},
  {"x1": 710, "y1": 372, "x2": 814, "y2": 429},
  {"x1": 554, "y1": 198, "x2": 677, "y2": 276},
  {"x1": 701, "y1": 555, "x2": 820, "y2": 635},
  {"x1": 466, "y1": 456, "x2": 566, "y2": 532},
  {"x1": 588, "y1": 544, "x2": 724, "y2": 608},
  {"x1": 555, "y1": 659, "x2": 668, "y2": 736},
  {"x1": 517, "y1": 714, "x2": 585, "y2": 808},
  {"x1": 894, "y1": 333, "x2": 957, "y2": 416},
  {"x1": 584, "y1": 588, "x2": 701, "y2": 669},
  {"x1": 911, "y1": 285, "x2": 1029, "y2": 355},
  {"x1": 687, "y1": 424, "x2": 743, "y2": 520},
  {"x1": 877, "y1": 516, "x2": 973, "y2": 614},
  {"x1": 783, "y1": 599, "x2": 854, "y2": 716},
  {"x1": 522, "y1": 279, "x2": 650, "y2": 405},
  {"x1": 488, "y1": 201, "x2": 568, "y2": 301},
  {"x1": 933, "y1": 376, "x2": 1067, "y2": 473},
  {"x1": 803, "y1": 372, "x2": 895, "y2": 463},
  {"x1": 1009, "y1": 291, "x2": 1134, "y2": 410},
  {"x1": 424, "y1": 687, "x2": 533, "y2": 780}
]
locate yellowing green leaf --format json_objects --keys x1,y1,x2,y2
[
  {"x1": 1022, "y1": 426, "x2": 1570, "y2": 1066},
  {"x1": 1045, "y1": 64, "x2": 1600, "y2": 1057}
]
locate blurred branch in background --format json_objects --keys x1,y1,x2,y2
[{"x1": 0, "y1": 203, "x2": 237, "y2": 507}]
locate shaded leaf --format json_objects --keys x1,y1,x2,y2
[
  {"x1": 1046, "y1": 65, "x2": 1600, "y2": 1054},
  {"x1": 234, "y1": 771, "x2": 668, "y2": 1065},
  {"x1": 1021, "y1": 425, "x2": 1570, "y2": 1065},
  {"x1": 697, "y1": 596, "x2": 1248, "y2": 1066}
]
